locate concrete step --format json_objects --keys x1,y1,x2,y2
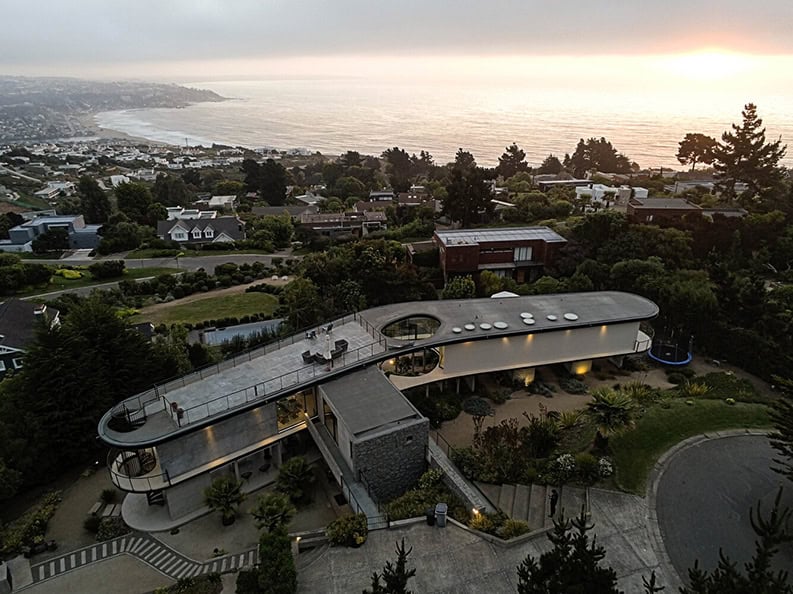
[
  {"x1": 560, "y1": 485, "x2": 587, "y2": 520},
  {"x1": 497, "y1": 484, "x2": 516, "y2": 516},
  {"x1": 512, "y1": 484, "x2": 530, "y2": 522},
  {"x1": 474, "y1": 481, "x2": 501, "y2": 511},
  {"x1": 528, "y1": 483, "x2": 547, "y2": 529}
]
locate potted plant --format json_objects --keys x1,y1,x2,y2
[{"x1": 204, "y1": 477, "x2": 245, "y2": 526}]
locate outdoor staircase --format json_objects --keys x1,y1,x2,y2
[
  {"x1": 146, "y1": 490, "x2": 165, "y2": 506},
  {"x1": 485, "y1": 483, "x2": 588, "y2": 530}
]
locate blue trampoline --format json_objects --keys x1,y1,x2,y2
[{"x1": 648, "y1": 337, "x2": 693, "y2": 366}]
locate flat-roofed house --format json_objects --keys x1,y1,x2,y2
[
  {"x1": 434, "y1": 226, "x2": 567, "y2": 285},
  {"x1": 627, "y1": 197, "x2": 702, "y2": 224}
]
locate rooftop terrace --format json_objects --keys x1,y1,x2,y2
[{"x1": 99, "y1": 292, "x2": 658, "y2": 448}]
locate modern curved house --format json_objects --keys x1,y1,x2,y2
[{"x1": 97, "y1": 291, "x2": 657, "y2": 529}]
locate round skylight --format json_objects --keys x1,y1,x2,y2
[
  {"x1": 452, "y1": 327, "x2": 462, "y2": 333},
  {"x1": 464, "y1": 323, "x2": 476, "y2": 331},
  {"x1": 479, "y1": 323, "x2": 492, "y2": 330},
  {"x1": 563, "y1": 313, "x2": 579, "y2": 321},
  {"x1": 520, "y1": 312, "x2": 533, "y2": 319},
  {"x1": 522, "y1": 318, "x2": 535, "y2": 325},
  {"x1": 546, "y1": 314, "x2": 558, "y2": 321},
  {"x1": 494, "y1": 321, "x2": 508, "y2": 329}
]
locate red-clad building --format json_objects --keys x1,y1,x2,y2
[{"x1": 434, "y1": 226, "x2": 567, "y2": 285}]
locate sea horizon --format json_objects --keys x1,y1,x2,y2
[{"x1": 94, "y1": 78, "x2": 793, "y2": 170}]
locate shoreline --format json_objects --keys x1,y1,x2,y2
[{"x1": 76, "y1": 113, "x2": 176, "y2": 147}]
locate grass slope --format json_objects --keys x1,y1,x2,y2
[
  {"x1": 133, "y1": 292, "x2": 278, "y2": 325},
  {"x1": 610, "y1": 399, "x2": 771, "y2": 494},
  {"x1": 18, "y1": 267, "x2": 178, "y2": 297}
]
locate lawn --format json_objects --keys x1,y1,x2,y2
[
  {"x1": 609, "y1": 399, "x2": 772, "y2": 494},
  {"x1": 132, "y1": 291, "x2": 279, "y2": 325},
  {"x1": 18, "y1": 267, "x2": 178, "y2": 297}
]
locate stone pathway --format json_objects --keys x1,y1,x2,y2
[{"x1": 28, "y1": 533, "x2": 258, "y2": 586}]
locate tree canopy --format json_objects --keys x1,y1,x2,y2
[
  {"x1": 441, "y1": 149, "x2": 494, "y2": 227},
  {"x1": 677, "y1": 133, "x2": 717, "y2": 171},
  {"x1": 712, "y1": 103, "x2": 787, "y2": 202},
  {"x1": 497, "y1": 143, "x2": 529, "y2": 179},
  {"x1": 564, "y1": 138, "x2": 634, "y2": 177}
]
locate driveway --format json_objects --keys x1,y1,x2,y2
[{"x1": 656, "y1": 434, "x2": 793, "y2": 579}]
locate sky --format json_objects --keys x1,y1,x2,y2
[{"x1": 1, "y1": 0, "x2": 793, "y2": 81}]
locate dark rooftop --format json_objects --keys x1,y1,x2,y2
[
  {"x1": 434, "y1": 226, "x2": 567, "y2": 247},
  {"x1": 630, "y1": 198, "x2": 701, "y2": 210},
  {"x1": 0, "y1": 299, "x2": 58, "y2": 351},
  {"x1": 320, "y1": 367, "x2": 421, "y2": 438}
]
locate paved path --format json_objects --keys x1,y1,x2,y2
[
  {"x1": 653, "y1": 432, "x2": 793, "y2": 581},
  {"x1": 27, "y1": 533, "x2": 258, "y2": 587}
]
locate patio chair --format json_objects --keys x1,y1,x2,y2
[
  {"x1": 331, "y1": 347, "x2": 343, "y2": 360},
  {"x1": 334, "y1": 339, "x2": 348, "y2": 352},
  {"x1": 314, "y1": 352, "x2": 328, "y2": 364},
  {"x1": 302, "y1": 350, "x2": 314, "y2": 364}
]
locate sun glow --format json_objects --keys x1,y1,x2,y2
[{"x1": 660, "y1": 50, "x2": 753, "y2": 80}]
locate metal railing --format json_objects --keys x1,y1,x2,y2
[
  {"x1": 162, "y1": 339, "x2": 386, "y2": 426},
  {"x1": 430, "y1": 429, "x2": 458, "y2": 459},
  {"x1": 107, "y1": 448, "x2": 171, "y2": 493},
  {"x1": 127, "y1": 311, "x2": 375, "y2": 402},
  {"x1": 633, "y1": 330, "x2": 653, "y2": 353}
]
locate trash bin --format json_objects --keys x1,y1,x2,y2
[
  {"x1": 435, "y1": 502, "x2": 448, "y2": 528},
  {"x1": 425, "y1": 507, "x2": 436, "y2": 526}
]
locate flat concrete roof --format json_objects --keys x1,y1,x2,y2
[
  {"x1": 321, "y1": 367, "x2": 421, "y2": 438},
  {"x1": 434, "y1": 226, "x2": 566, "y2": 247},
  {"x1": 98, "y1": 291, "x2": 657, "y2": 448},
  {"x1": 630, "y1": 198, "x2": 701, "y2": 210},
  {"x1": 359, "y1": 291, "x2": 658, "y2": 344}
]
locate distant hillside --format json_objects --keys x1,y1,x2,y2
[{"x1": 0, "y1": 76, "x2": 226, "y2": 142}]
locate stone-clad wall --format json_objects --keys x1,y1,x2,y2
[{"x1": 351, "y1": 418, "x2": 429, "y2": 501}]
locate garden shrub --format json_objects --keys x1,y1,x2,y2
[
  {"x1": 96, "y1": 516, "x2": 130, "y2": 541},
  {"x1": 500, "y1": 519, "x2": 530, "y2": 539},
  {"x1": 677, "y1": 367, "x2": 697, "y2": 379},
  {"x1": 88, "y1": 260, "x2": 126, "y2": 280},
  {"x1": 258, "y1": 529, "x2": 297, "y2": 594},
  {"x1": 679, "y1": 381, "x2": 711, "y2": 399},
  {"x1": 598, "y1": 457, "x2": 614, "y2": 478},
  {"x1": 468, "y1": 512, "x2": 496, "y2": 534},
  {"x1": 557, "y1": 410, "x2": 583, "y2": 430},
  {"x1": 488, "y1": 388, "x2": 512, "y2": 404},
  {"x1": 527, "y1": 381, "x2": 555, "y2": 396},
  {"x1": 55, "y1": 268, "x2": 83, "y2": 280},
  {"x1": 623, "y1": 356, "x2": 649, "y2": 372},
  {"x1": 450, "y1": 447, "x2": 482, "y2": 481},
  {"x1": 326, "y1": 513, "x2": 368, "y2": 547},
  {"x1": 0, "y1": 490, "x2": 61, "y2": 555},
  {"x1": 666, "y1": 372, "x2": 686, "y2": 385},
  {"x1": 417, "y1": 468, "x2": 444, "y2": 491},
  {"x1": 101, "y1": 488, "x2": 117, "y2": 504},
  {"x1": 543, "y1": 453, "x2": 576, "y2": 485},
  {"x1": 574, "y1": 453, "x2": 600, "y2": 485},
  {"x1": 83, "y1": 515, "x2": 101, "y2": 534},
  {"x1": 462, "y1": 396, "x2": 493, "y2": 417},
  {"x1": 696, "y1": 372, "x2": 761, "y2": 402},
  {"x1": 558, "y1": 377, "x2": 588, "y2": 395},
  {"x1": 154, "y1": 573, "x2": 221, "y2": 594}
]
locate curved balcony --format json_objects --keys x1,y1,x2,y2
[{"x1": 108, "y1": 448, "x2": 171, "y2": 493}]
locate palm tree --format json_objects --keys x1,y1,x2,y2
[
  {"x1": 586, "y1": 388, "x2": 635, "y2": 447},
  {"x1": 251, "y1": 491, "x2": 296, "y2": 532},
  {"x1": 204, "y1": 477, "x2": 245, "y2": 526},
  {"x1": 276, "y1": 456, "x2": 316, "y2": 504}
]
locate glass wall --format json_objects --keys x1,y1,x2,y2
[
  {"x1": 277, "y1": 388, "x2": 318, "y2": 432},
  {"x1": 382, "y1": 316, "x2": 441, "y2": 341}
]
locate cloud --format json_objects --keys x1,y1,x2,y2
[{"x1": 1, "y1": 0, "x2": 792, "y2": 75}]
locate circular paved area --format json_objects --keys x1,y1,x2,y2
[{"x1": 656, "y1": 434, "x2": 793, "y2": 578}]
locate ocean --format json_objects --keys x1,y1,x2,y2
[{"x1": 94, "y1": 78, "x2": 793, "y2": 170}]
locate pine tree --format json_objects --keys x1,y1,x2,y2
[
  {"x1": 516, "y1": 507, "x2": 621, "y2": 593},
  {"x1": 770, "y1": 376, "x2": 793, "y2": 483},
  {"x1": 363, "y1": 538, "x2": 416, "y2": 594},
  {"x1": 712, "y1": 103, "x2": 787, "y2": 202}
]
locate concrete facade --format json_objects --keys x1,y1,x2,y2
[{"x1": 98, "y1": 292, "x2": 658, "y2": 529}]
